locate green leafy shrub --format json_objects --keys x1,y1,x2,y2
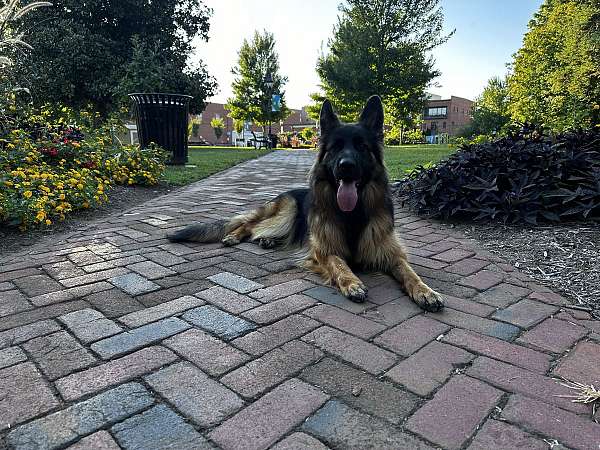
[
  {"x1": 299, "y1": 127, "x2": 316, "y2": 142},
  {"x1": 384, "y1": 126, "x2": 401, "y2": 145},
  {"x1": 210, "y1": 117, "x2": 225, "y2": 141},
  {"x1": 385, "y1": 127, "x2": 424, "y2": 145},
  {"x1": 403, "y1": 128, "x2": 425, "y2": 144},
  {"x1": 0, "y1": 105, "x2": 167, "y2": 229},
  {"x1": 449, "y1": 134, "x2": 493, "y2": 148},
  {"x1": 397, "y1": 128, "x2": 600, "y2": 224}
]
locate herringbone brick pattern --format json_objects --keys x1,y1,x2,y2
[{"x1": 1, "y1": 151, "x2": 599, "y2": 449}]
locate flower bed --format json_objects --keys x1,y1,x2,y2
[{"x1": 0, "y1": 107, "x2": 166, "y2": 229}]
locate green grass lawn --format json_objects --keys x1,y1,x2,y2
[
  {"x1": 164, "y1": 146, "x2": 271, "y2": 186},
  {"x1": 384, "y1": 144, "x2": 454, "y2": 181},
  {"x1": 163, "y1": 144, "x2": 454, "y2": 186}
]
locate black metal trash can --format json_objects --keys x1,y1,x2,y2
[{"x1": 129, "y1": 93, "x2": 193, "y2": 165}]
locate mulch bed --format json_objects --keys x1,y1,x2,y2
[
  {"x1": 452, "y1": 220, "x2": 600, "y2": 317},
  {"x1": 0, "y1": 184, "x2": 173, "y2": 256}
]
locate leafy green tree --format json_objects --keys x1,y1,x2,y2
[
  {"x1": 210, "y1": 117, "x2": 225, "y2": 141},
  {"x1": 0, "y1": 1, "x2": 51, "y2": 95},
  {"x1": 226, "y1": 30, "x2": 289, "y2": 130},
  {"x1": 311, "y1": 0, "x2": 453, "y2": 135},
  {"x1": 14, "y1": 0, "x2": 217, "y2": 114},
  {"x1": 117, "y1": 35, "x2": 216, "y2": 114},
  {"x1": 459, "y1": 76, "x2": 510, "y2": 137},
  {"x1": 507, "y1": 0, "x2": 599, "y2": 131}
]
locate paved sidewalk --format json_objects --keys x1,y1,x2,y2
[{"x1": 1, "y1": 150, "x2": 599, "y2": 450}]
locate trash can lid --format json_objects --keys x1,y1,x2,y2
[{"x1": 128, "y1": 93, "x2": 193, "y2": 105}]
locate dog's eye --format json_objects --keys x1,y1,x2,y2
[
  {"x1": 330, "y1": 140, "x2": 344, "y2": 152},
  {"x1": 353, "y1": 137, "x2": 368, "y2": 151}
]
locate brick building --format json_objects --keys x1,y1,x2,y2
[
  {"x1": 190, "y1": 103, "x2": 232, "y2": 145},
  {"x1": 421, "y1": 95, "x2": 474, "y2": 138},
  {"x1": 190, "y1": 102, "x2": 316, "y2": 145}
]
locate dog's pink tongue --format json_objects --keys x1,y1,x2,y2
[{"x1": 337, "y1": 181, "x2": 358, "y2": 212}]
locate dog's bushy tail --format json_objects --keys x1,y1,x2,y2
[{"x1": 168, "y1": 219, "x2": 229, "y2": 243}]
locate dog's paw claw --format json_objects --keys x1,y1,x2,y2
[
  {"x1": 257, "y1": 238, "x2": 276, "y2": 249},
  {"x1": 344, "y1": 284, "x2": 368, "y2": 303},
  {"x1": 222, "y1": 235, "x2": 240, "y2": 247},
  {"x1": 411, "y1": 286, "x2": 444, "y2": 312}
]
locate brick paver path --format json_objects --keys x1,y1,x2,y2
[{"x1": 1, "y1": 150, "x2": 599, "y2": 450}]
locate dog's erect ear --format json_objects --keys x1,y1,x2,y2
[
  {"x1": 319, "y1": 99, "x2": 340, "y2": 135},
  {"x1": 359, "y1": 95, "x2": 384, "y2": 138}
]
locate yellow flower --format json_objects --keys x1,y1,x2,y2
[
  {"x1": 59, "y1": 193, "x2": 65, "y2": 200},
  {"x1": 77, "y1": 183, "x2": 84, "y2": 190},
  {"x1": 82, "y1": 201, "x2": 90, "y2": 208},
  {"x1": 36, "y1": 211, "x2": 46, "y2": 221},
  {"x1": 23, "y1": 190, "x2": 33, "y2": 199},
  {"x1": 45, "y1": 219, "x2": 52, "y2": 226}
]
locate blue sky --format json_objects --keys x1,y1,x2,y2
[{"x1": 194, "y1": 0, "x2": 543, "y2": 108}]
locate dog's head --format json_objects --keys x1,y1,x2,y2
[{"x1": 315, "y1": 96, "x2": 385, "y2": 212}]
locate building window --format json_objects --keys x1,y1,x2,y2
[{"x1": 427, "y1": 107, "x2": 447, "y2": 117}]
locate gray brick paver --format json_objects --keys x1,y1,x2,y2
[
  {"x1": 145, "y1": 361, "x2": 244, "y2": 426},
  {"x1": 112, "y1": 404, "x2": 213, "y2": 450},
  {"x1": 58, "y1": 308, "x2": 123, "y2": 343},
  {"x1": 0, "y1": 362, "x2": 60, "y2": 431},
  {"x1": 118, "y1": 294, "x2": 204, "y2": 327},
  {"x1": 55, "y1": 345, "x2": 178, "y2": 401},
  {"x1": 8, "y1": 382, "x2": 154, "y2": 450},
  {"x1": 183, "y1": 305, "x2": 256, "y2": 340},
  {"x1": 90, "y1": 317, "x2": 189, "y2": 358}
]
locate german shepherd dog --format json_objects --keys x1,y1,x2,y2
[{"x1": 169, "y1": 96, "x2": 444, "y2": 312}]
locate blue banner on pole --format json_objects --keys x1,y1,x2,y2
[{"x1": 271, "y1": 94, "x2": 281, "y2": 112}]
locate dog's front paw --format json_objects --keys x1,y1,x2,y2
[
  {"x1": 257, "y1": 238, "x2": 276, "y2": 249},
  {"x1": 409, "y1": 283, "x2": 444, "y2": 312},
  {"x1": 340, "y1": 281, "x2": 368, "y2": 303},
  {"x1": 222, "y1": 235, "x2": 240, "y2": 246}
]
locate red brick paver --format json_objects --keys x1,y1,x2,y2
[{"x1": 0, "y1": 150, "x2": 596, "y2": 449}]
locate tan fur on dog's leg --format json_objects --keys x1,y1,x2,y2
[
  {"x1": 222, "y1": 225, "x2": 248, "y2": 246},
  {"x1": 390, "y1": 258, "x2": 444, "y2": 312},
  {"x1": 304, "y1": 250, "x2": 367, "y2": 303},
  {"x1": 222, "y1": 195, "x2": 293, "y2": 247},
  {"x1": 356, "y1": 219, "x2": 443, "y2": 312},
  {"x1": 384, "y1": 242, "x2": 444, "y2": 312}
]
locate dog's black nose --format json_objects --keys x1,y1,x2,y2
[{"x1": 338, "y1": 158, "x2": 356, "y2": 172}]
